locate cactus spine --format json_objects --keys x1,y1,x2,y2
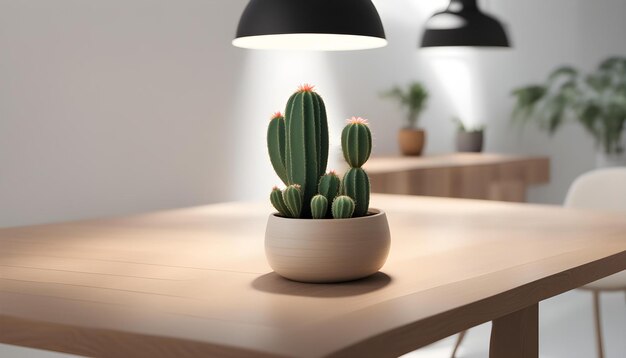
[
  {"x1": 310, "y1": 194, "x2": 328, "y2": 219},
  {"x1": 341, "y1": 117, "x2": 372, "y2": 217},
  {"x1": 267, "y1": 87, "x2": 375, "y2": 221},
  {"x1": 284, "y1": 84, "x2": 329, "y2": 218},
  {"x1": 267, "y1": 113, "x2": 288, "y2": 185},
  {"x1": 332, "y1": 195, "x2": 355, "y2": 219},
  {"x1": 283, "y1": 184, "x2": 303, "y2": 218}
]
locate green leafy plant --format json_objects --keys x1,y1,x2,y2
[
  {"x1": 381, "y1": 82, "x2": 429, "y2": 128},
  {"x1": 512, "y1": 57, "x2": 626, "y2": 154},
  {"x1": 452, "y1": 117, "x2": 485, "y2": 133},
  {"x1": 268, "y1": 85, "x2": 373, "y2": 220}
]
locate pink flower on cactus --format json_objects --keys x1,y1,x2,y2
[
  {"x1": 270, "y1": 112, "x2": 283, "y2": 120},
  {"x1": 347, "y1": 116, "x2": 369, "y2": 125},
  {"x1": 272, "y1": 186, "x2": 280, "y2": 191},
  {"x1": 298, "y1": 83, "x2": 316, "y2": 93},
  {"x1": 328, "y1": 170, "x2": 337, "y2": 175}
]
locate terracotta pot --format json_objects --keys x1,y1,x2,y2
[
  {"x1": 398, "y1": 128, "x2": 426, "y2": 156},
  {"x1": 265, "y1": 209, "x2": 391, "y2": 283},
  {"x1": 456, "y1": 131, "x2": 484, "y2": 153}
]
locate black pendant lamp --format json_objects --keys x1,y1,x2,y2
[
  {"x1": 421, "y1": 0, "x2": 510, "y2": 48},
  {"x1": 233, "y1": 0, "x2": 387, "y2": 51}
]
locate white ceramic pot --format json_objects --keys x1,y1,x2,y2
[{"x1": 265, "y1": 209, "x2": 391, "y2": 283}]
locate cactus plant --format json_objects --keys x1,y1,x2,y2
[
  {"x1": 284, "y1": 84, "x2": 329, "y2": 218},
  {"x1": 341, "y1": 117, "x2": 372, "y2": 217},
  {"x1": 267, "y1": 86, "x2": 374, "y2": 221},
  {"x1": 310, "y1": 194, "x2": 328, "y2": 219},
  {"x1": 332, "y1": 195, "x2": 356, "y2": 219}
]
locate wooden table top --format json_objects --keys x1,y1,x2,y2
[
  {"x1": 1, "y1": 194, "x2": 625, "y2": 358},
  {"x1": 364, "y1": 153, "x2": 549, "y2": 174}
]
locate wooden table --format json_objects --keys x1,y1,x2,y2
[
  {"x1": 1, "y1": 194, "x2": 625, "y2": 358},
  {"x1": 366, "y1": 153, "x2": 550, "y2": 202}
]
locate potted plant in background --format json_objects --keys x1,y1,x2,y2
[
  {"x1": 512, "y1": 56, "x2": 626, "y2": 167},
  {"x1": 453, "y1": 117, "x2": 485, "y2": 153},
  {"x1": 265, "y1": 84, "x2": 391, "y2": 283},
  {"x1": 382, "y1": 82, "x2": 429, "y2": 156}
]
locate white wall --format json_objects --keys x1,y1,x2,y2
[
  {"x1": 0, "y1": 0, "x2": 248, "y2": 227},
  {"x1": 1, "y1": 0, "x2": 626, "y2": 229}
]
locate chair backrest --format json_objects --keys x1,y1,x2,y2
[{"x1": 564, "y1": 168, "x2": 626, "y2": 212}]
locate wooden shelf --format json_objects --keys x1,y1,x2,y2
[{"x1": 365, "y1": 153, "x2": 550, "y2": 202}]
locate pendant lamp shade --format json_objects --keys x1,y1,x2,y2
[
  {"x1": 420, "y1": 0, "x2": 510, "y2": 48},
  {"x1": 233, "y1": 0, "x2": 387, "y2": 51}
]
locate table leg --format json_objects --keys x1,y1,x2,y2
[{"x1": 489, "y1": 303, "x2": 538, "y2": 358}]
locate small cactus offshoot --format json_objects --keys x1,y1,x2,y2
[
  {"x1": 267, "y1": 86, "x2": 374, "y2": 220},
  {"x1": 332, "y1": 196, "x2": 356, "y2": 219},
  {"x1": 270, "y1": 186, "x2": 290, "y2": 217},
  {"x1": 342, "y1": 167, "x2": 370, "y2": 217},
  {"x1": 310, "y1": 194, "x2": 328, "y2": 219},
  {"x1": 283, "y1": 184, "x2": 303, "y2": 218},
  {"x1": 318, "y1": 171, "x2": 341, "y2": 202}
]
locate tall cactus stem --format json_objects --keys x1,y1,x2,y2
[{"x1": 285, "y1": 85, "x2": 329, "y2": 217}]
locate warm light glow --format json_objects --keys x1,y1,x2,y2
[
  {"x1": 423, "y1": 47, "x2": 485, "y2": 129},
  {"x1": 231, "y1": 51, "x2": 345, "y2": 200},
  {"x1": 232, "y1": 34, "x2": 388, "y2": 51}
]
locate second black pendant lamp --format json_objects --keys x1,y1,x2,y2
[
  {"x1": 233, "y1": 0, "x2": 387, "y2": 51},
  {"x1": 421, "y1": 0, "x2": 510, "y2": 48}
]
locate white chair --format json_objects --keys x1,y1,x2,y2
[
  {"x1": 451, "y1": 168, "x2": 626, "y2": 358},
  {"x1": 563, "y1": 168, "x2": 626, "y2": 358}
]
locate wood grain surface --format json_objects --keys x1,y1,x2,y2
[
  {"x1": 1, "y1": 194, "x2": 625, "y2": 358},
  {"x1": 366, "y1": 153, "x2": 550, "y2": 202}
]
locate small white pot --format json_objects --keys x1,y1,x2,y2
[{"x1": 265, "y1": 209, "x2": 391, "y2": 283}]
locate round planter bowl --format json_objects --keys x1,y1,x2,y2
[{"x1": 265, "y1": 209, "x2": 391, "y2": 283}]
